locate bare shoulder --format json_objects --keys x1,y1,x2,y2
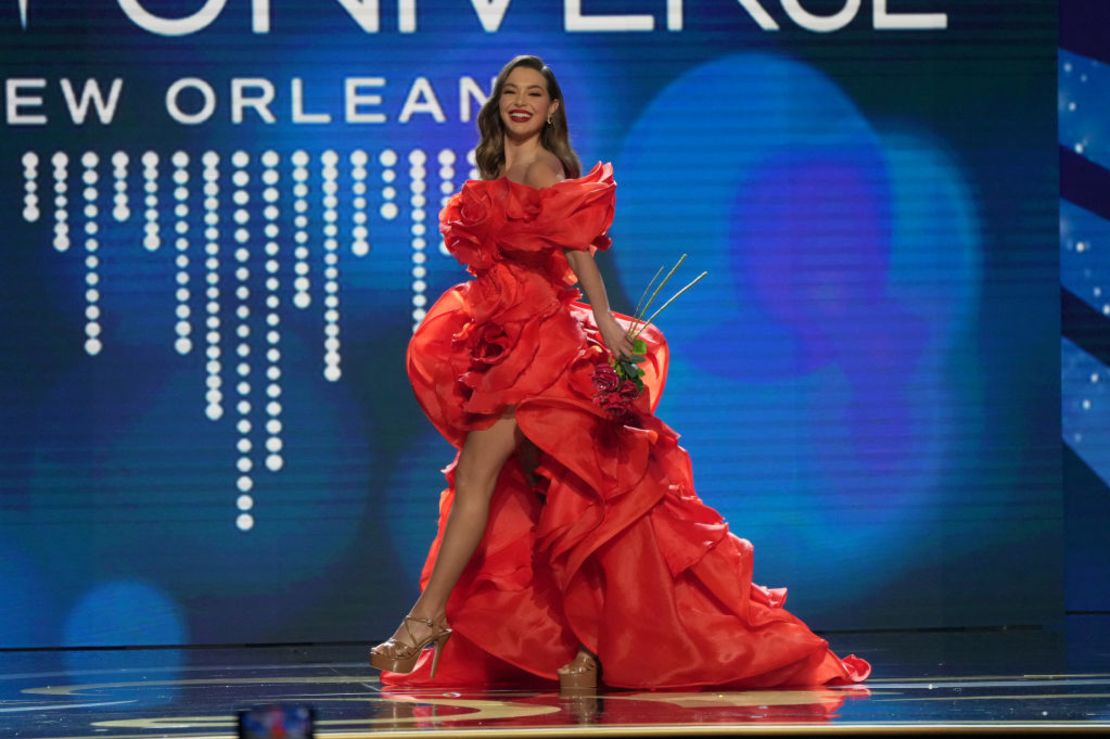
[{"x1": 523, "y1": 154, "x2": 565, "y2": 189}]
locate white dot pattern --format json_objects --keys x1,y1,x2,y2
[
  {"x1": 292, "y1": 150, "x2": 311, "y2": 310},
  {"x1": 437, "y1": 148, "x2": 456, "y2": 259},
  {"x1": 142, "y1": 151, "x2": 161, "y2": 252},
  {"x1": 351, "y1": 149, "x2": 370, "y2": 257},
  {"x1": 172, "y1": 151, "x2": 193, "y2": 355},
  {"x1": 261, "y1": 150, "x2": 284, "y2": 474},
  {"x1": 322, "y1": 150, "x2": 341, "y2": 382},
  {"x1": 51, "y1": 151, "x2": 70, "y2": 252},
  {"x1": 231, "y1": 150, "x2": 254, "y2": 503},
  {"x1": 202, "y1": 151, "x2": 224, "y2": 423},
  {"x1": 22, "y1": 151, "x2": 39, "y2": 223},
  {"x1": 379, "y1": 148, "x2": 398, "y2": 221},
  {"x1": 82, "y1": 152, "x2": 102, "y2": 356},
  {"x1": 409, "y1": 149, "x2": 429, "y2": 331},
  {"x1": 112, "y1": 151, "x2": 130, "y2": 222},
  {"x1": 23, "y1": 147, "x2": 483, "y2": 530},
  {"x1": 466, "y1": 147, "x2": 480, "y2": 180}
]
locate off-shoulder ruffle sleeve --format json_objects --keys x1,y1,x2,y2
[
  {"x1": 499, "y1": 161, "x2": 616, "y2": 254},
  {"x1": 439, "y1": 161, "x2": 616, "y2": 273}
]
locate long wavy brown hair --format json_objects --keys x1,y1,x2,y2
[{"x1": 474, "y1": 55, "x2": 582, "y2": 181}]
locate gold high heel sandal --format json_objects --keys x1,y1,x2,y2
[
  {"x1": 557, "y1": 650, "x2": 599, "y2": 693},
  {"x1": 369, "y1": 614, "x2": 452, "y2": 677}
]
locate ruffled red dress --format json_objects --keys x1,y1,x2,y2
[{"x1": 387, "y1": 161, "x2": 871, "y2": 690}]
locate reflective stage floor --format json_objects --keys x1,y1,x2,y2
[{"x1": 3, "y1": 620, "x2": 1109, "y2": 737}]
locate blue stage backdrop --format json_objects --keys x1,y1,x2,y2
[
  {"x1": 1059, "y1": 0, "x2": 1110, "y2": 621},
  {"x1": 0, "y1": 1, "x2": 1059, "y2": 648}
]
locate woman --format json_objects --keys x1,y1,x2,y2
[{"x1": 369, "y1": 54, "x2": 871, "y2": 691}]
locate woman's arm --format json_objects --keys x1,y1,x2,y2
[
  {"x1": 524, "y1": 160, "x2": 632, "y2": 358},
  {"x1": 565, "y1": 250, "x2": 633, "y2": 358}
]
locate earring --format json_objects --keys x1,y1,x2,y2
[{"x1": 546, "y1": 116, "x2": 553, "y2": 126}]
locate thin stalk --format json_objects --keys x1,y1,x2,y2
[
  {"x1": 627, "y1": 264, "x2": 665, "y2": 337},
  {"x1": 631, "y1": 271, "x2": 709, "y2": 340},
  {"x1": 630, "y1": 253, "x2": 687, "y2": 338}
]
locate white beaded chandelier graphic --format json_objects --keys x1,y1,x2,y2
[{"x1": 21, "y1": 147, "x2": 479, "y2": 531}]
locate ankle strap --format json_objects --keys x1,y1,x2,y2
[{"x1": 404, "y1": 614, "x2": 446, "y2": 629}]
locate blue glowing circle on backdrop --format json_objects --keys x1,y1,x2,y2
[
  {"x1": 64, "y1": 580, "x2": 186, "y2": 647},
  {"x1": 879, "y1": 129, "x2": 981, "y2": 337},
  {"x1": 613, "y1": 53, "x2": 981, "y2": 607},
  {"x1": 63, "y1": 579, "x2": 185, "y2": 705}
]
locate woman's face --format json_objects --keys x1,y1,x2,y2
[{"x1": 499, "y1": 65, "x2": 559, "y2": 139}]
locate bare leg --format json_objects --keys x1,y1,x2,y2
[{"x1": 379, "y1": 415, "x2": 520, "y2": 650}]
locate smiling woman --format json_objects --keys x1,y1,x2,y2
[{"x1": 368, "y1": 53, "x2": 870, "y2": 693}]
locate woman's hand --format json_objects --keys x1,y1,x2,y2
[{"x1": 596, "y1": 311, "x2": 635, "y2": 359}]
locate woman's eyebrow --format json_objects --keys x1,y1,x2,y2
[{"x1": 503, "y1": 84, "x2": 544, "y2": 91}]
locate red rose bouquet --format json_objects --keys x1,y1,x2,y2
[{"x1": 592, "y1": 253, "x2": 708, "y2": 421}]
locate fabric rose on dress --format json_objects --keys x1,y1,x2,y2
[
  {"x1": 458, "y1": 184, "x2": 495, "y2": 227},
  {"x1": 441, "y1": 182, "x2": 500, "y2": 271},
  {"x1": 453, "y1": 318, "x2": 522, "y2": 372},
  {"x1": 463, "y1": 262, "x2": 526, "y2": 324},
  {"x1": 470, "y1": 322, "x2": 513, "y2": 367}
]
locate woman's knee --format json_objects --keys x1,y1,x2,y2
[{"x1": 456, "y1": 418, "x2": 518, "y2": 487}]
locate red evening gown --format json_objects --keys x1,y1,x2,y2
[{"x1": 386, "y1": 161, "x2": 871, "y2": 690}]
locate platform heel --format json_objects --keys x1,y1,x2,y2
[
  {"x1": 369, "y1": 614, "x2": 452, "y2": 676},
  {"x1": 557, "y1": 650, "x2": 599, "y2": 693}
]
